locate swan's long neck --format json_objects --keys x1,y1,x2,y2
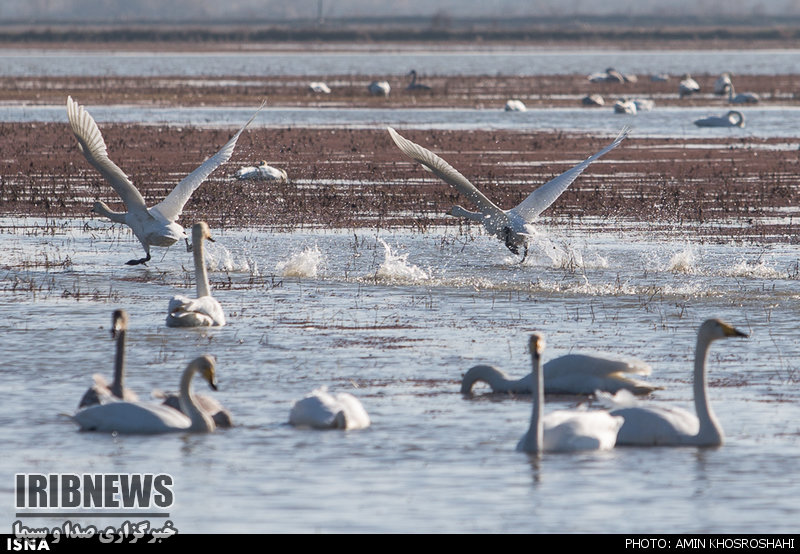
[
  {"x1": 522, "y1": 348, "x2": 544, "y2": 454},
  {"x1": 450, "y1": 205, "x2": 485, "y2": 222},
  {"x1": 193, "y1": 234, "x2": 211, "y2": 298},
  {"x1": 727, "y1": 83, "x2": 735, "y2": 102},
  {"x1": 693, "y1": 330, "x2": 723, "y2": 445},
  {"x1": 178, "y1": 365, "x2": 214, "y2": 432},
  {"x1": 93, "y1": 201, "x2": 127, "y2": 224},
  {"x1": 110, "y1": 328, "x2": 126, "y2": 398},
  {"x1": 460, "y1": 365, "x2": 529, "y2": 394}
]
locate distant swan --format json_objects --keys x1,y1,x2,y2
[
  {"x1": 608, "y1": 319, "x2": 748, "y2": 447},
  {"x1": 406, "y1": 70, "x2": 432, "y2": 91},
  {"x1": 613, "y1": 99, "x2": 637, "y2": 114},
  {"x1": 289, "y1": 387, "x2": 371, "y2": 430},
  {"x1": 78, "y1": 309, "x2": 139, "y2": 408},
  {"x1": 582, "y1": 94, "x2": 605, "y2": 106},
  {"x1": 517, "y1": 334, "x2": 623, "y2": 454},
  {"x1": 309, "y1": 82, "x2": 331, "y2": 94},
  {"x1": 67, "y1": 96, "x2": 263, "y2": 265},
  {"x1": 72, "y1": 355, "x2": 221, "y2": 434},
  {"x1": 387, "y1": 126, "x2": 630, "y2": 260},
  {"x1": 166, "y1": 221, "x2": 225, "y2": 327},
  {"x1": 678, "y1": 74, "x2": 701, "y2": 98},
  {"x1": 504, "y1": 99, "x2": 527, "y2": 112},
  {"x1": 236, "y1": 160, "x2": 288, "y2": 182},
  {"x1": 726, "y1": 83, "x2": 760, "y2": 104},
  {"x1": 694, "y1": 110, "x2": 745, "y2": 128},
  {"x1": 461, "y1": 349, "x2": 658, "y2": 396},
  {"x1": 368, "y1": 81, "x2": 391, "y2": 96},
  {"x1": 713, "y1": 72, "x2": 733, "y2": 95}
]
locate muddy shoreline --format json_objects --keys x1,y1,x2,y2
[{"x1": 1, "y1": 122, "x2": 797, "y2": 243}]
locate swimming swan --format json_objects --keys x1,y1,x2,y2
[
  {"x1": 153, "y1": 389, "x2": 232, "y2": 428},
  {"x1": 236, "y1": 161, "x2": 288, "y2": 182},
  {"x1": 72, "y1": 355, "x2": 220, "y2": 434},
  {"x1": 289, "y1": 387, "x2": 371, "y2": 430},
  {"x1": 166, "y1": 221, "x2": 225, "y2": 327},
  {"x1": 406, "y1": 70, "x2": 432, "y2": 91},
  {"x1": 461, "y1": 350, "x2": 659, "y2": 396},
  {"x1": 608, "y1": 319, "x2": 747, "y2": 447},
  {"x1": 78, "y1": 309, "x2": 139, "y2": 408},
  {"x1": 517, "y1": 334, "x2": 623, "y2": 454},
  {"x1": 387, "y1": 126, "x2": 630, "y2": 260},
  {"x1": 67, "y1": 96, "x2": 263, "y2": 265},
  {"x1": 694, "y1": 110, "x2": 745, "y2": 128}
]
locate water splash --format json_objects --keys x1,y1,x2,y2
[
  {"x1": 668, "y1": 247, "x2": 697, "y2": 274},
  {"x1": 722, "y1": 259, "x2": 786, "y2": 279},
  {"x1": 204, "y1": 242, "x2": 253, "y2": 273},
  {"x1": 276, "y1": 245, "x2": 324, "y2": 278},
  {"x1": 373, "y1": 239, "x2": 429, "y2": 283}
]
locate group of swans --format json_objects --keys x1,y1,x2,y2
[
  {"x1": 514, "y1": 319, "x2": 747, "y2": 454},
  {"x1": 387, "y1": 125, "x2": 630, "y2": 261}
]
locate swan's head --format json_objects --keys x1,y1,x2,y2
[
  {"x1": 700, "y1": 319, "x2": 748, "y2": 342},
  {"x1": 190, "y1": 354, "x2": 218, "y2": 391},
  {"x1": 191, "y1": 221, "x2": 215, "y2": 243},
  {"x1": 90, "y1": 201, "x2": 112, "y2": 216},
  {"x1": 258, "y1": 160, "x2": 268, "y2": 167},
  {"x1": 528, "y1": 333, "x2": 546, "y2": 358},
  {"x1": 111, "y1": 309, "x2": 129, "y2": 339},
  {"x1": 728, "y1": 111, "x2": 745, "y2": 127}
]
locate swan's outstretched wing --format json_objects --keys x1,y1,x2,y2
[
  {"x1": 509, "y1": 126, "x2": 630, "y2": 222},
  {"x1": 387, "y1": 127, "x2": 507, "y2": 221},
  {"x1": 66, "y1": 96, "x2": 147, "y2": 212},
  {"x1": 152, "y1": 101, "x2": 265, "y2": 222}
]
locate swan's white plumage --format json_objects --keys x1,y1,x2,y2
[
  {"x1": 517, "y1": 334, "x2": 623, "y2": 454},
  {"x1": 153, "y1": 389, "x2": 233, "y2": 428},
  {"x1": 678, "y1": 74, "x2": 701, "y2": 98},
  {"x1": 387, "y1": 126, "x2": 630, "y2": 258},
  {"x1": 694, "y1": 110, "x2": 745, "y2": 128},
  {"x1": 236, "y1": 161, "x2": 288, "y2": 182},
  {"x1": 367, "y1": 81, "x2": 391, "y2": 96},
  {"x1": 609, "y1": 319, "x2": 748, "y2": 447},
  {"x1": 79, "y1": 309, "x2": 139, "y2": 408},
  {"x1": 309, "y1": 82, "x2": 331, "y2": 94},
  {"x1": 67, "y1": 96, "x2": 263, "y2": 265},
  {"x1": 504, "y1": 99, "x2": 527, "y2": 112},
  {"x1": 72, "y1": 355, "x2": 221, "y2": 434},
  {"x1": 461, "y1": 353, "x2": 658, "y2": 396},
  {"x1": 166, "y1": 221, "x2": 225, "y2": 327},
  {"x1": 289, "y1": 387, "x2": 370, "y2": 430},
  {"x1": 614, "y1": 99, "x2": 637, "y2": 114},
  {"x1": 713, "y1": 72, "x2": 733, "y2": 95}
]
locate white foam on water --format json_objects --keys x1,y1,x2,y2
[
  {"x1": 373, "y1": 239, "x2": 429, "y2": 283},
  {"x1": 276, "y1": 245, "x2": 325, "y2": 278}
]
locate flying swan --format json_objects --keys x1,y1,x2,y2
[
  {"x1": 72, "y1": 355, "x2": 222, "y2": 434},
  {"x1": 517, "y1": 334, "x2": 623, "y2": 454},
  {"x1": 461, "y1": 348, "x2": 659, "y2": 396},
  {"x1": 387, "y1": 126, "x2": 630, "y2": 260},
  {"x1": 289, "y1": 387, "x2": 371, "y2": 430},
  {"x1": 606, "y1": 319, "x2": 748, "y2": 447},
  {"x1": 78, "y1": 309, "x2": 139, "y2": 408},
  {"x1": 67, "y1": 96, "x2": 264, "y2": 265},
  {"x1": 166, "y1": 221, "x2": 225, "y2": 327}
]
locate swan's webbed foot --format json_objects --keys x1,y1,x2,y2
[
  {"x1": 519, "y1": 244, "x2": 529, "y2": 264},
  {"x1": 125, "y1": 253, "x2": 151, "y2": 266}
]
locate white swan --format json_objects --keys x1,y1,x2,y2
[
  {"x1": 726, "y1": 83, "x2": 760, "y2": 104},
  {"x1": 678, "y1": 74, "x2": 701, "y2": 98},
  {"x1": 504, "y1": 99, "x2": 527, "y2": 112},
  {"x1": 406, "y1": 70, "x2": 432, "y2": 91},
  {"x1": 153, "y1": 389, "x2": 232, "y2": 428},
  {"x1": 166, "y1": 221, "x2": 225, "y2": 327},
  {"x1": 713, "y1": 72, "x2": 733, "y2": 95},
  {"x1": 613, "y1": 99, "x2": 637, "y2": 114},
  {"x1": 78, "y1": 309, "x2": 139, "y2": 408},
  {"x1": 517, "y1": 334, "x2": 623, "y2": 454},
  {"x1": 67, "y1": 96, "x2": 263, "y2": 265},
  {"x1": 309, "y1": 81, "x2": 331, "y2": 94},
  {"x1": 582, "y1": 94, "x2": 605, "y2": 107},
  {"x1": 609, "y1": 319, "x2": 748, "y2": 447},
  {"x1": 72, "y1": 355, "x2": 220, "y2": 434},
  {"x1": 387, "y1": 125, "x2": 630, "y2": 260},
  {"x1": 236, "y1": 160, "x2": 288, "y2": 182},
  {"x1": 633, "y1": 98, "x2": 655, "y2": 112},
  {"x1": 461, "y1": 349, "x2": 658, "y2": 396},
  {"x1": 289, "y1": 387, "x2": 370, "y2": 430},
  {"x1": 367, "y1": 81, "x2": 391, "y2": 96},
  {"x1": 694, "y1": 110, "x2": 745, "y2": 128}
]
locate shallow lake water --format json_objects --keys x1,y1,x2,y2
[{"x1": 2, "y1": 216, "x2": 800, "y2": 534}]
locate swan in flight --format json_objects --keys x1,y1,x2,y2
[
  {"x1": 387, "y1": 125, "x2": 630, "y2": 260},
  {"x1": 166, "y1": 221, "x2": 225, "y2": 327},
  {"x1": 678, "y1": 74, "x2": 701, "y2": 98},
  {"x1": 309, "y1": 81, "x2": 331, "y2": 94},
  {"x1": 406, "y1": 70, "x2": 432, "y2": 91},
  {"x1": 67, "y1": 96, "x2": 263, "y2": 265},
  {"x1": 78, "y1": 309, "x2": 139, "y2": 408},
  {"x1": 608, "y1": 319, "x2": 748, "y2": 447},
  {"x1": 694, "y1": 110, "x2": 745, "y2": 128},
  {"x1": 289, "y1": 387, "x2": 371, "y2": 430},
  {"x1": 461, "y1": 349, "x2": 658, "y2": 396},
  {"x1": 517, "y1": 334, "x2": 623, "y2": 454},
  {"x1": 368, "y1": 81, "x2": 391, "y2": 96},
  {"x1": 504, "y1": 99, "x2": 527, "y2": 112},
  {"x1": 72, "y1": 355, "x2": 221, "y2": 434},
  {"x1": 236, "y1": 161, "x2": 288, "y2": 182}
]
